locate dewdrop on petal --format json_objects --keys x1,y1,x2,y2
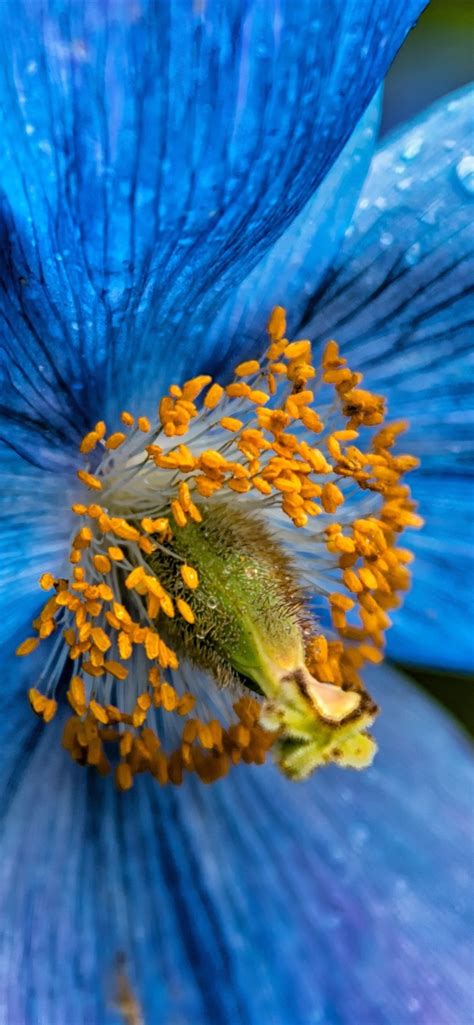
[{"x1": 17, "y1": 306, "x2": 421, "y2": 788}]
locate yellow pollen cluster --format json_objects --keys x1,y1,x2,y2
[{"x1": 18, "y1": 306, "x2": 421, "y2": 787}]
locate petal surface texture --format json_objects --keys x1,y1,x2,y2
[
  {"x1": 0, "y1": 0, "x2": 427, "y2": 454},
  {"x1": 0, "y1": 663, "x2": 472, "y2": 1025},
  {"x1": 298, "y1": 85, "x2": 474, "y2": 669},
  {"x1": 200, "y1": 91, "x2": 382, "y2": 378}
]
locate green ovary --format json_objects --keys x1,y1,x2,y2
[
  {"x1": 148, "y1": 502, "x2": 306, "y2": 695},
  {"x1": 148, "y1": 501, "x2": 378, "y2": 780}
]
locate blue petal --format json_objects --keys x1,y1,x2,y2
[
  {"x1": 0, "y1": 664, "x2": 472, "y2": 1025},
  {"x1": 296, "y1": 84, "x2": 474, "y2": 669},
  {"x1": 197, "y1": 91, "x2": 382, "y2": 380},
  {"x1": 0, "y1": 0, "x2": 427, "y2": 454}
]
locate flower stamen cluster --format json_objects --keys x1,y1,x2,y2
[{"x1": 17, "y1": 307, "x2": 422, "y2": 786}]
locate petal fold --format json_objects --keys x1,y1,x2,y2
[{"x1": 0, "y1": 664, "x2": 472, "y2": 1025}]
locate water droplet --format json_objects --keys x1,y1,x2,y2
[
  {"x1": 374, "y1": 196, "x2": 387, "y2": 211},
  {"x1": 26, "y1": 60, "x2": 37, "y2": 75},
  {"x1": 421, "y1": 201, "x2": 441, "y2": 226},
  {"x1": 455, "y1": 155, "x2": 474, "y2": 195},
  {"x1": 396, "y1": 177, "x2": 412, "y2": 192},
  {"x1": 404, "y1": 242, "x2": 421, "y2": 267},
  {"x1": 402, "y1": 134, "x2": 423, "y2": 161},
  {"x1": 379, "y1": 231, "x2": 394, "y2": 248},
  {"x1": 443, "y1": 138, "x2": 456, "y2": 151},
  {"x1": 25, "y1": 123, "x2": 35, "y2": 136},
  {"x1": 358, "y1": 197, "x2": 370, "y2": 210}
]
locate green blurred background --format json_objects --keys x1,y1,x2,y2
[
  {"x1": 382, "y1": 0, "x2": 474, "y2": 735},
  {"x1": 382, "y1": 0, "x2": 473, "y2": 134}
]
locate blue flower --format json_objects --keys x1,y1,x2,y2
[{"x1": 0, "y1": 3, "x2": 473, "y2": 1024}]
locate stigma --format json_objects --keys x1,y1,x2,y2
[{"x1": 18, "y1": 307, "x2": 422, "y2": 787}]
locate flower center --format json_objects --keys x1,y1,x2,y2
[{"x1": 18, "y1": 307, "x2": 422, "y2": 788}]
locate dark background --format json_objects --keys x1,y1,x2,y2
[{"x1": 382, "y1": 0, "x2": 474, "y2": 734}]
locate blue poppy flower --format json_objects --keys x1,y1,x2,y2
[{"x1": 0, "y1": 3, "x2": 473, "y2": 1024}]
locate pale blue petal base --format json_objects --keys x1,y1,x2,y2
[{"x1": 1, "y1": 663, "x2": 472, "y2": 1025}]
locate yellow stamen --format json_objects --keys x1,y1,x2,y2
[
  {"x1": 177, "y1": 598, "x2": 195, "y2": 624},
  {"x1": 267, "y1": 305, "x2": 286, "y2": 341},
  {"x1": 77, "y1": 470, "x2": 103, "y2": 491},
  {"x1": 220, "y1": 417, "x2": 244, "y2": 432},
  {"x1": 248, "y1": 389, "x2": 269, "y2": 405},
  {"x1": 17, "y1": 637, "x2": 40, "y2": 656},
  {"x1": 80, "y1": 431, "x2": 100, "y2": 454},
  {"x1": 93, "y1": 554, "x2": 112, "y2": 574},
  {"x1": 108, "y1": 546, "x2": 125, "y2": 561},
  {"x1": 180, "y1": 565, "x2": 199, "y2": 589},
  {"x1": 235, "y1": 359, "x2": 260, "y2": 376},
  {"x1": 171, "y1": 499, "x2": 187, "y2": 528},
  {"x1": 39, "y1": 572, "x2": 55, "y2": 591},
  {"x1": 203, "y1": 383, "x2": 224, "y2": 410},
  {"x1": 105, "y1": 432, "x2": 127, "y2": 450},
  {"x1": 284, "y1": 339, "x2": 311, "y2": 360},
  {"x1": 116, "y1": 762, "x2": 133, "y2": 791},
  {"x1": 90, "y1": 700, "x2": 109, "y2": 724},
  {"x1": 120, "y1": 411, "x2": 134, "y2": 426}
]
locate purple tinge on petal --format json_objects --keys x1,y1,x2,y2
[
  {"x1": 0, "y1": 0, "x2": 427, "y2": 448},
  {"x1": 0, "y1": 662, "x2": 472, "y2": 1025}
]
